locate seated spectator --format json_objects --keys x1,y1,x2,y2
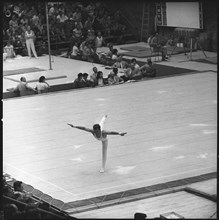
[
  {"x1": 81, "y1": 73, "x2": 90, "y2": 87},
  {"x1": 82, "y1": 42, "x2": 99, "y2": 62},
  {"x1": 95, "y1": 31, "x2": 105, "y2": 48},
  {"x1": 6, "y1": 26, "x2": 16, "y2": 43},
  {"x1": 150, "y1": 32, "x2": 168, "y2": 61},
  {"x1": 24, "y1": 204, "x2": 42, "y2": 220},
  {"x1": 84, "y1": 16, "x2": 94, "y2": 31},
  {"x1": 72, "y1": 23, "x2": 83, "y2": 43},
  {"x1": 106, "y1": 43, "x2": 114, "y2": 58},
  {"x1": 35, "y1": 76, "x2": 50, "y2": 94},
  {"x1": 108, "y1": 68, "x2": 124, "y2": 85},
  {"x1": 3, "y1": 204, "x2": 23, "y2": 220},
  {"x1": 140, "y1": 58, "x2": 157, "y2": 78},
  {"x1": 111, "y1": 49, "x2": 119, "y2": 60},
  {"x1": 7, "y1": 77, "x2": 36, "y2": 96},
  {"x1": 4, "y1": 41, "x2": 16, "y2": 59},
  {"x1": 74, "y1": 16, "x2": 83, "y2": 29},
  {"x1": 56, "y1": 10, "x2": 68, "y2": 24},
  {"x1": 130, "y1": 58, "x2": 140, "y2": 69},
  {"x1": 13, "y1": 181, "x2": 35, "y2": 204},
  {"x1": 72, "y1": 7, "x2": 82, "y2": 22},
  {"x1": 86, "y1": 29, "x2": 96, "y2": 44},
  {"x1": 96, "y1": 71, "x2": 104, "y2": 86},
  {"x1": 89, "y1": 67, "x2": 98, "y2": 87},
  {"x1": 86, "y1": 2, "x2": 96, "y2": 17},
  {"x1": 73, "y1": 73, "x2": 84, "y2": 88},
  {"x1": 121, "y1": 65, "x2": 141, "y2": 82},
  {"x1": 9, "y1": 14, "x2": 19, "y2": 31},
  {"x1": 107, "y1": 73, "x2": 115, "y2": 85},
  {"x1": 71, "y1": 41, "x2": 81, "y2": 59},
  {"x1": 112, "y1": 55, "x2": 129, "y2": 70}
]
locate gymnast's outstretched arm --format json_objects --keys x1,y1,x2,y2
[
  {"x1": 104, "y1": 130, "x2": 127, "y2": 136},
  {"x1": 67, "y1": 123, "x2": 93, "y2": 133}
]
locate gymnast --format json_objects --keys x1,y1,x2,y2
[{"x1": 67, "y1": 115, "x2": 127, "y2": 173}]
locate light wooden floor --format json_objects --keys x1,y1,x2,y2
[
  {"x1": 3, "y1": 71, "x2": 217, "y2": 204},
  {"x1": 72, "y1": 190, "x2": 216, "y2": 218}
]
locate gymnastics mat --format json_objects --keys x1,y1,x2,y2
[
  {"x1": 4, "y1": 75, "x2": 67, "y2": 83},
  {"x1": 120, "y1": 46, "x2": 147, "y2": 51},
  {"x1": 120, "y1": 47, "x2": 197, "y2": 58},
  {"x1": 3, "y1": 67, "x2": 45, "y2": 76},
  {"x1": 193, "y1": 57, "x2": 217, "y2": 64}
]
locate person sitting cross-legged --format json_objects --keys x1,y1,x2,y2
[{"x1": 140, "y1": 58, "x2": 157, "y2": 78}]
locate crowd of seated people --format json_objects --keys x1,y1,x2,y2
[
  {"x1": 6, "y1": 55, "x2": 157, "y2": 98},
  {"x1": 2, "y1": 176, "x2": 72, "y2": 219},
  {"x1": 3, "y1": 1, "x2": 128, "y2": 59}
]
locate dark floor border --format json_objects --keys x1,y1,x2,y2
[{"x1": 3, "y1": 172, "x2": 216, "y2": 215}]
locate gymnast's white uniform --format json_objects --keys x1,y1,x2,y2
[{"x1": 92, "y1": 115, "x2": 108, "y2": 148}]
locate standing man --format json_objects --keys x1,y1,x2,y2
[
  {"x1": 150, "y1": 32, "x2": 168, "y2": 61},
  {"x1": 25, "y1": 25, "x2": 38, "y2": 58}
]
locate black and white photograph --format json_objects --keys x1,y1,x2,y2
[{"x1": 2, "y1": 0, "x2": 217, "y2": 219}]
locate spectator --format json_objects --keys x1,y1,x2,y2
[
  {"x1": 73, "y1": 73, "x2": 84, "y2": 88},
  {"x1": 71, "y1": 41, "x2": 81, "y2": 59},
  {"x1": 86, "y1": 2, "x2": 96, "y2": 17},
  {"x1": 56, "y1": 10, "x2": 68, "y2": 24},
  {"x1": 72, "y1": 7, "x2": 82, "y2": 22},
  {"x1": 83, "y1": 42, "x2": 98, "y2": 62},
  {"x1": 9, "y1": 14, "x2": 19, "y2": 31},
  {"x1": 95, "y1": 31, "x2": 105, "y2": 48},
  {"x1": 112, "y1": 55, "x2": 129, "y2": 70},
  {"x1": 4, "y1": 41, "x2": 16, "y2": 59},
  {"x1": 25, "y1": 25, "x2": 38, "y2": 58},
  {"x1": 89, "y1": 67, "x2": 98, "y2": 86},
  {"x1": 74, "y1": 18, "x2": 83, "y2": 29},
  {"x1": 3, "y1": 204, "x2": 22, "y2": 220},
  {"x1": 107, "y1": 73, "x2": 115, "y2": 85},
  {"x1": 81, "y1": 73, "x2": 90, "y2": 87},
  {"x1": 121, "y1": 64, "x2": 141, "y2": 82},
  {"x1": 106, "y1": 43, "x2": 114, "y2": 58},
  {"x1": 24, "y1": 204, "x2": 42, "y2": 220},
  {"x1": 111, "y1": 48, "x2": 119, "y2": 60},
  {"x1": 150, "y1": 32, "x2": 168, "y2": 61},
  {"x1": 108, "y1": 68, "x2": 123, "y2": 84},
  {"x1": 84, "y1": 16, "x2": 94, "y2": 31},
  {"x1": 7, "y1": 76, "x2": 36, "y2": 96},
  {"x1": 86, "y1": 29, "x2": 95, "y2": 43},
  {"x1": 20, "y1": 14, "x2": 29, "y2": 26},
  {"x1": 96, "y1": 71, "x2": 104, "y2": 86},
  {"x1": 13, "y1": 181, "x2": 35, "y2": 204},
  {"x1": 35, "y1": 76, "x2": 50, "y2": 94},
  {"x1": 130, "y1": 58, "x2": 140, "y2": 69},
  {"x1": 72, "y1": 23, "x2": 83, "y2": 43},
  {"x1": 140, "y1": 58, "x2": 157, "y2": 78}
]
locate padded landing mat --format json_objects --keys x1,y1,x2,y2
[
  {"x1": 4, "y1": 75, "x2": 67, "y2": 83},
  {"x1": 3, "y1": 67, "x2": 45, "y2": 76},
  {"x1": 120, "y1": 46, "x2": 196, "y2": 58},
  {"x1": 192, "y1": 57, "x2": 217, "y2": 64},
  {"x1": 120, "y1": 46, "x2": 147, "y2": 51}
]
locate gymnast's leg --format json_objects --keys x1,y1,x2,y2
[
  {"x1": 99, "y1": 115, "x2": 107, "y2": 130},
  {"x1": 100, "y1": 139, "x2": 108, "y2": 173}
]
